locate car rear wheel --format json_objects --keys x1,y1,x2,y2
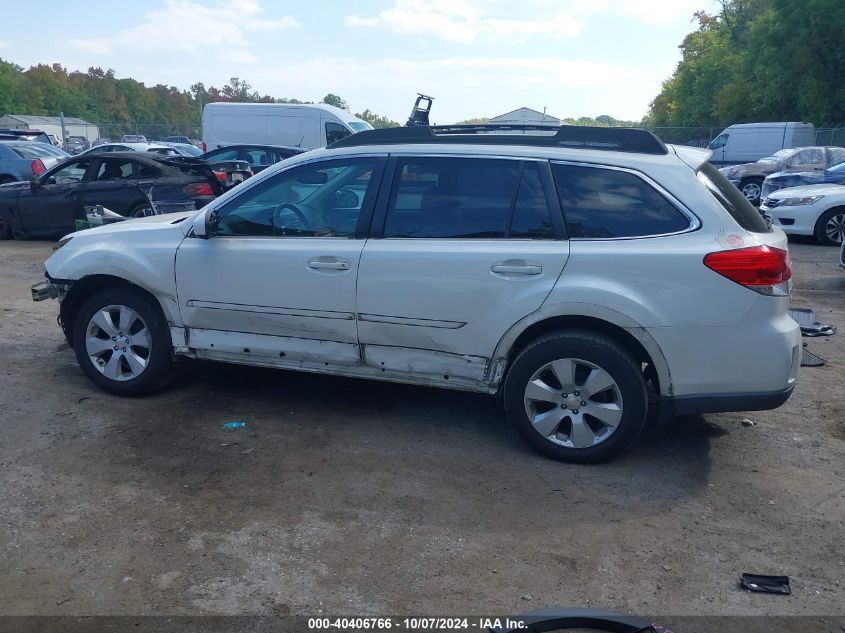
[
  {"x1": 814, "y1": 207, "x2": 845, "y2": 246},
  {"x1": 740, "y1": 177, "x2": 764, "y2": 206},
  {"x1": 72, "y1": 287, "x2": 173, "y2": 396},
  {"x1": 503, "y1": 330, "x2": 648, "y2": 463},
  {"x1": 129, "y1": 202, "x2": 154, "y2": 218}
]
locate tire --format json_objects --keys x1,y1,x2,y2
[
  {"x1": 0, "y1": 211, "x2": 10, "y2": 240},
  {"x1": 72, "y1": 286, "x2": 174, "y2": 396},
  {"x1": 503, "y1": 329, "x2": 648, "y2": 463},
  {"x1": 739, "y1": 177, "x2": 764, "y2": 206},
  {"x1": 813, "y1": 207, "x2": 845, "y2": 246},
  {"x1": 129, "y1": 202, "x2": 153, "y2": 218}
]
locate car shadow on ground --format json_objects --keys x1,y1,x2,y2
[{"x1": 60, "y1": 358, "x2": 724, "y2": 520}]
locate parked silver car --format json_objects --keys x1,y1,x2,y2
[{"x1": 0, "y1": 141, "x2": 70, "y2": 184}]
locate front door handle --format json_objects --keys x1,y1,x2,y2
[
  {"x1": 307, "y1": 258, "x2": 350, "y2": 271},
  {"x1": 491, "y1": 263, "x2": 542, "y2": 275}
]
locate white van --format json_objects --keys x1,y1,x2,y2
[
  {"x1": 202, "y1": 103, "x2": 372, "y2": 152},
  {"x1": 708, "y1": 122, "x2": 815, "y2": 166}
]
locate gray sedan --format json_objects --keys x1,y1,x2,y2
[{"x1": 0, "y1": 141, "x2": 71, "y2": 184}]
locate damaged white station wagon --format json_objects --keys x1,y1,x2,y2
[{"x1": 32, "y1": 125, "x2": 801, "y2": 462}]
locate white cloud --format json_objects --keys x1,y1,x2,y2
[
  {"x1": 346, "y1": 0, "x2": 585, "y2": 43},
  {"x1": 65, "y1": 0, "x2": 298, "y2": 55},
  {"x1": 346, "y1": 0, "x2": 704, "y2": 42},
  {"x1": 0, "y1": 39, "x2": 8, "y2": 50}
]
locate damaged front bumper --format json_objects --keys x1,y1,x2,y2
[
  {"x1": 31, "y1": 275, "x2": 71, "y2": 302},
  {"x1": 31, "y1": 280, "x2": 57, "y2": 301}
]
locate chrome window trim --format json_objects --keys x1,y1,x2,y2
[{"x1": 550, "y1": 159, "x2": 702, "y2": 240}]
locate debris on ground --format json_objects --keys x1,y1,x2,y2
[
  {"x1": 789, "y1": 308, "x2": 836, "y2": 337},
  {"x1": 741, "y1": 419, "x2": 756, "y2": 427},
  {"x1": 222, "y1": 421, "x2": 246, "y2": 430},
  {"x1": 801, "y1": 344, "x2": 826, "y2": 367},
  {"x1": 740, "y1": 573, "x2": 791, "y2": 595}
]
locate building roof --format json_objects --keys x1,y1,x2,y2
[
  {"x1": 1, "y1": 114, "x2": 95, "y2": 126},
  {"x1": 490, "y1": 107, "x2": 561, "y2": 124}
]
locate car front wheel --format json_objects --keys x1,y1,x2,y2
[
  {"x1": 740, "y1": 177, "x2": 764, "y2": 206},
  {"x1": 814, "y1": 207, "x2": 845, "y2": 246},
  {"x1": 72, "y1": 286, "x2": 173, "y2": 396},
  {"x1": 503, "y1": 330, "x2": 648, "y2": 463}
]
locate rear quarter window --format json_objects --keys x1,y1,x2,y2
[
  {"x1": 551, "y1": 163, "x2": 691, "y2": 238},
  {"x1": 697, "y1": 163, "x2": 770, "y2": 232}
]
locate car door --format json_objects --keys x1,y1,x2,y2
[
  {"x1": 356, "y1": 155, "x2": 570, "y2": 384},
  {"x1": 81, "y1": 156, "x2": 139, "y2": 215},
  {"x1": 175, "y1": 155, "x2": 386, "y2": 367},
  {"x1": 15, "y1": 157, "x2": 94, "y2": 234}
]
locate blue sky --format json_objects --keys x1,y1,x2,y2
[{"x1": 0, "y1": 0, "x2": 717, "y2": 123}]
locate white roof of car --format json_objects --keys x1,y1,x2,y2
[{"x1": 85, "y1": 142, "x2": 172, "y2": 153}]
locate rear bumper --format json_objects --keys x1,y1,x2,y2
[{"x1": 660, "y1": 384, "x2": 794, "y2": 419}]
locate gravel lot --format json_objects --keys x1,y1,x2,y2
[{"x1": 0, "y1": 237, "x2": 842, "y2": 622}]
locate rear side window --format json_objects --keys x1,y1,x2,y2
[
  {"x1": 697, "y1": 163, "x2": 769, "y2": 232},
  {"x1": 552, "y1": 163, "x2": 690, "y2": 238},
  {"x1": 384, "y1": 158, "x2": 555, "y2": 239}
]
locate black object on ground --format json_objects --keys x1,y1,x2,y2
[
  {"x1": 801, "y1": 343, "x2": 826, "y2": 367},
  {"x1": 789, "y1": 308, "x2": 837, "y2": 337},
  {"x1": 740, "y1": 573, "x2": 791, "y2": 594}
]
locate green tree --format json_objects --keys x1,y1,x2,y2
[
  {"x1": 322, "y1": 93, "x2": 348, "y2": 110},
  {"x1": 356, "y1": 109, "x2": 400, "y2": 128}
]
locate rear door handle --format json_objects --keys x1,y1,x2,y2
[
  {"x1": 491, "y1": 263, "x2": 542, "y2": 275},
  {"x1": 307, "y1": 258, "x2": 350, "y2": 270}
]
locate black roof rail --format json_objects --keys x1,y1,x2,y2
[{"x1": 328, "y1": 124, "x2": 668, "y2": 155}]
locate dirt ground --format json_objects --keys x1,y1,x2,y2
[{"x1": 0, "y1": 236, "x2": 842, "y2": 623}]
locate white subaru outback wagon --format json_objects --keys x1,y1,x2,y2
[{"x1": 32, "y1": 125, "x2": 801, "y2": 463}]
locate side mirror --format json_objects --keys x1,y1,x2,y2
[
  {"x1": 192, "y1": 207, "x2": 219, "y2": 239},
  {"x1": 297, "y1": 171, "x2": 328, "y2": 185}
]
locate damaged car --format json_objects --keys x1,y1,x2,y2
[{"x1": 32, "y1": 125, "x2": 800, "y2": 463}]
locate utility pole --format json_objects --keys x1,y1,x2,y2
[{"x1": 60, "y1": 111, "x2": 67, "y2": 147}]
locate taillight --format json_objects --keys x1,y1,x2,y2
[
  {"x1": 212, "y1": 169, "x2": 227, "y2": 182},
  {"x1": 31, "y1": 159, "x2": 46, "y2": 176},
  {"x1": 184, "y1": 182, "x2": 215, "y2": 196},
  {"x1": 703, "y1": 245, "x2": 792, "y2": 296},
  {"x1": 202, "y1": 142, "x2": 206, "y2": 153}
]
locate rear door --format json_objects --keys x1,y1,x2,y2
[{"x1": 356, "y1": 155, "x2": 569, "y2": 384}]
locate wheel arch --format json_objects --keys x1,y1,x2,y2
[
  {"x1": 59, "y1": 275, "x2": 167, "y2": 348},
  {"x1": 490, "y1": 306, "x2": 673, "y2": 397}
]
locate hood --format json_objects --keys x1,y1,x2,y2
[
  {"x1": 725, "y1": 161, "x2": 782, "y2": 178},
  {"x1": 69, "y1": 211, "x2": 197, "y2": 239},
  {"x1": 767, "y1": 170, "x2": 822, "y2": 182},
  {"x1": 768, "y1": 183, "x2": 845, "y2": 199}
]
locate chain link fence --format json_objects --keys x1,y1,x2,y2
[{"x1": 91, "y1": 122, "x2": 202, "y2": 142}]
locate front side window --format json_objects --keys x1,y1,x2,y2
[
  {"x1": 325, "y1": 122, "x2": 351, "y2": 145},
  {"x1": 384, "y1": 158, "x2": 555, "y2": 239},
  {"x1": 46, "y1": 159, "x2": 92, "y2": 185},
  {"x1": 215, "y1": 158, "x2": 380, "y2": 238},
  {"x1": 552, "y1": 163, "x2": 690, "y2": 238}
]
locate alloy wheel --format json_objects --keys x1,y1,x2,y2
[
  {"x1": 824, "y1": 212, "x2": 845, "y2": 244},
  {"x1": 85, "y1": 304, "x2": 152, "y2": 381},
  {"x1": 523, "y1": 357, "x2": 624, "y2": 449}
]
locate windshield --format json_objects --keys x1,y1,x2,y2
[
  {"x1": 348, "y1": 121, "x2": 373, "y2": 132},
  {"x1": 174, "y1": 144, "x2": 202, "y2": 157},
  {"x1": 761, "y1": 149, "x2": 797, "y2": 162}
]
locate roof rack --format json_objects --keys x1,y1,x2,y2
[{"x1": 328, "y1": 124, "x2": 668, "y2": 155}]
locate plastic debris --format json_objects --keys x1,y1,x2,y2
[
  {"x1": 740, "y1": 573, "x2": 791, "y2": 595},
  {"x1": 741, "y1": 419, "x2": 755, "y2": 427},
  {"x1": 223, "y1": 421, "x2": 246, "y2": 430}
]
